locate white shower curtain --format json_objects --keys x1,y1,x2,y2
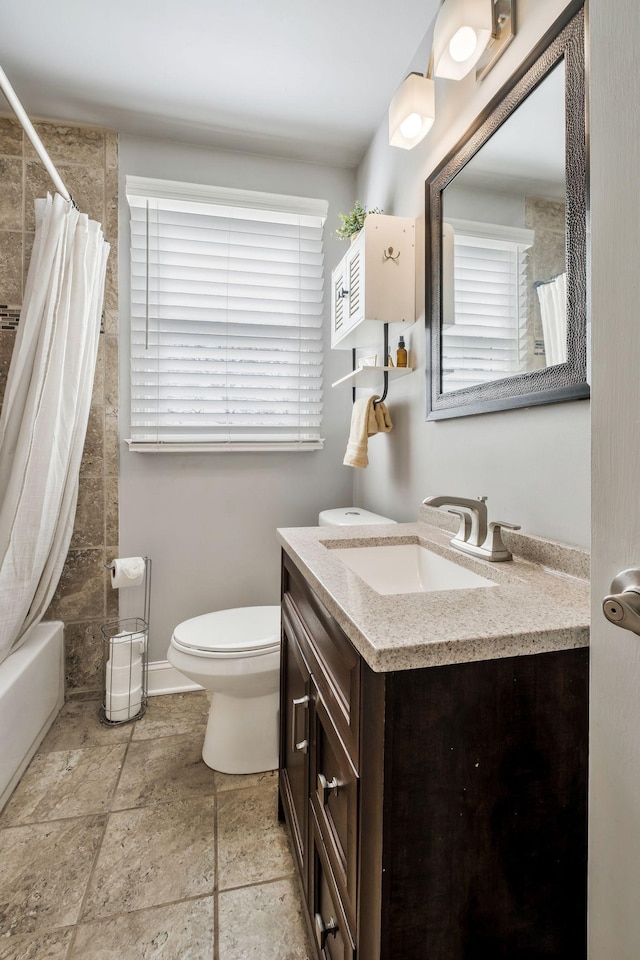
[
  {"x1": 0, "y1": 194, "x2": 109, "y2": 665},
  {"x1": 536, "y1": 272, "x2": 567, "y2": 366}
]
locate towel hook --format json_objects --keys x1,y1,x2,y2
[
  {"x1": 373, "y1": 324, "x2": 389, "y2": 408},
  {"x1": 383, "y1": 246, "x2": 400, "y2": 263}
]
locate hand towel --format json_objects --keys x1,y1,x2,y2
[
  {"x1": 343, "y1": 396, "x2": 393, "y2": 468},
  {"x1": 374, "y1": 400, "x2": 393, "y2": 433},
  {"x1": 343, "y1": 396, "x2": 378, "y2": 468}
]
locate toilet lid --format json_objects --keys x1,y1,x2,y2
[{"x1": 172, "y1": 605, "x2": 281, "y2": 655}]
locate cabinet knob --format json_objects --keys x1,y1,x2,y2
[
  {"x1": 336, "y1": 288, "x2": 349, "y2": 300},
  {"x1": 315, "y1": 912, "x2": 339, "y2": 949},
  {"x1": 291, "y1": 694, "x2": 310, "y2": 754},
  {"x1": 318, "y1": 772, "x2": 339, "y2": 804}
]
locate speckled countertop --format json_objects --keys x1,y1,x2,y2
[{"x1": 277, "y1": 506, "x2": 590, "y2": 673}]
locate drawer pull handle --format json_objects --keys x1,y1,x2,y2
[
  {"x1": 291, "y1": 695, "x2": 309, "y2": 754},
  {"x1": 315, "y1": 912, "x2": 339, "y2": 949},
  {"x1": 318, "y1": 772, "x2": 339, "y2": 804}
]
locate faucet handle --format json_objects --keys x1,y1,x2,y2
[
  {"x1": 484, "y1": 520, "x2": 521, "y2": 560},
  {"x1": 447, "y1": 508, "x2": 473, "y2": 543}
]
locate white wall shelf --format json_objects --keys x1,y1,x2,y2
[{"x1": 331, "y1": 365, "x2": 413, "y2": 389}]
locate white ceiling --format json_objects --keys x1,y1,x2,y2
[{"x1": 0, "y1": 0, "x2": 440, "y2": 167}]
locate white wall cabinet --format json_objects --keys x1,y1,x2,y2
[{"x1": 330, "y1": 215, "x2": 415, "y2": 350}]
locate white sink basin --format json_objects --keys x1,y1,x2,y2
[{"x1": 330, "y1": 543, "x2": 497, "y2": 595}]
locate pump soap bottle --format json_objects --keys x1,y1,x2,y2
[{"x1": 396, "y1": 336, "x2": 408, "y2": 368}]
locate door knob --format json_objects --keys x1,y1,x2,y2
[{"x1": 602, "y1": 568, "x2": 640, "y2": 635}]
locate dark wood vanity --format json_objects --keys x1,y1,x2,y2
[{"x1": 279, "y1": 551, "x2": 588, "y2": 960}]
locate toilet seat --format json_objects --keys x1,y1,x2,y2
[{"x1": 171, "y1": 606, "x2": 280, "y2": 659}]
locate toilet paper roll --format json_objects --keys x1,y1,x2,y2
[
  {"x1": 105, "y1": 686, "x2": 142, "y2": 722},
  {"x1": 108, "y1": 631, "x2": 146, "y2": 668},
  {"x1": 110, "y1": 557, "x2": 146, "y2": 589},
  {"x1": 105, "y1": 659, "x2": 142, "y2": 697}
]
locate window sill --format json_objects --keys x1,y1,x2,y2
[{"x1": 125, "y1": 440, "x2": 325, "y2": 453}]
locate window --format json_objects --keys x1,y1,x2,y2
[
  {"x1": 126, "y1": 177, "x2": 328, "y2": 450},
  {"x1": 441, "y1": 219, "x2": 533, "y2": 393}
]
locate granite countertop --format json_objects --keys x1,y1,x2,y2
[{"x1": 277, "y1": 506, "x2": 590, "y2": 673}]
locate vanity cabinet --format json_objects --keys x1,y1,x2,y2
[
  {"x1": 279, "y1": 551, "x2": 588, "y2": 960},
  {"x1": 330, "y1": 215, "x2": 415, "y2": 350}
]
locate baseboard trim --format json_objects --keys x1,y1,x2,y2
[{"x1": 147, "y1": 660, "x2": 203, "y2": 697}]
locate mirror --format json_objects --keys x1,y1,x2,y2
[{"x1": 426, "y1": 2, "x2": 587, "y2": 419}]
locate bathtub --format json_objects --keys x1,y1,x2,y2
[{"x1": 0, "y1": 621, "x2": 64, "y2": 811}]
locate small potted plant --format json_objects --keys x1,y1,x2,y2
[{"x1": 335, "y1": 201, "x2": 383, "y2": 241}]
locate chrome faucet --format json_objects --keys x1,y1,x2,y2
[{"x1": 422, "y1": 495, "x2": 520, "y2": 562}]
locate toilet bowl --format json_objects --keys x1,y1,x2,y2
[
  {"x1": 167, "y1": 605, "x2": 281, "y2": 774},
  {"x1": 167, "y1": 508, "x2": 395, "y2": 775}
]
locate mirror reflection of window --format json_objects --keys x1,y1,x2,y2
[
  {"x1": 440, "y1": 60, "x2": 567, "y2": 390},
  {"x1": 441, "y1": 220, "x2": 533, "y2": 392}
]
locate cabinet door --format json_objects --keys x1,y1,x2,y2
[
  {"x1": 279, "y1": 603, "x2": 312, "y2": 889},
  {"x1": 345, "y1": 237, "x2": 364, "y2": 331},
  {"x1": 331, "y1": 233, "x2": 365, "y2": 349},
  {"x1": 310, "y1": 810, "x2": 356, "y2": 960},
  {"x1": 310, "y1": 694, "x2": 358, "y2": 932},
  {"x1": 331, "y1": 261, "x2": 348, "y2": 349}
]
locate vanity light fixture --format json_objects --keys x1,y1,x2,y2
[
  {"x1": 388, "y1": 72, "x2": 435, "y2": 150},
  {"x1": 433, "y1": 0, "x2": 515, "y2": 82},
  {"x1": 388, "y1": 0, "x2": 515, "y2": 150}
]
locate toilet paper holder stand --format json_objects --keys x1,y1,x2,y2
[{"x1": 100, "y1": 557, "x2": 152, "y2": 726}]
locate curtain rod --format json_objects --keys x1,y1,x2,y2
[{"x1": 0, "y1": 63, "x2": 72, "y2": 203}]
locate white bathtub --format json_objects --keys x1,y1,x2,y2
[{"x1": 0, "y1": 621, "x2": 64, "y2": 811}]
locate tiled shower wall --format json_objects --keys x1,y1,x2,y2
[{"x1": 0, "y1": 116, "x2": 119, "y2": 697}]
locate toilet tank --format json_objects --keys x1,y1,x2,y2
[{"x1": 318, "y1": 508, "x2": 397, "y2": 527}]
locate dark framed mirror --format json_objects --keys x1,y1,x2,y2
[{"x1": 426, "y1": 1, "x2": 587, "y2": 420}]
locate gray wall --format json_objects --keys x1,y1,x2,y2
[
  {"x1": 353, "y1": 0, "x2": 590, "y2": 548},
  {"x1": 117, "y1": 137, "x2": 356, "y2": 659}
]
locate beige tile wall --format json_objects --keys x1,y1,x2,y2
[{"x1": 0, "y1": 116, "x2": 119, "y2": 697}]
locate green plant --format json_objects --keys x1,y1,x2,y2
[{"x1": 335, "y1": 201, "x2": 383, "y2": 240}]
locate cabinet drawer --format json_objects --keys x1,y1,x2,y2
[
  {"x1": 310, "y1": 810, "x2": 356, "y2": 960},
  {"x1": 283, "y1": 555, "x2": 360, "y2": 761},
  {"x1": 311, "y1": 693, "x2": 358, "y2": 931}
]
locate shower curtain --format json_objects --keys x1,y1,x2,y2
[
  {"x1": 0, "y1": 194, "x2": 109, "y2": 665},
  {"x1": 536, "y1": 272, "x2": 567, "y2": 366}
]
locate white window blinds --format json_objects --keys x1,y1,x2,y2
[
  {"x1": 127, "y1": 177, "x2": 327, "y2": 449},
  {"x1": 441, "y1": 224, "x2": 532, "y2": 393}
]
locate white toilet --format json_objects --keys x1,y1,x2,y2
[
  {"x1": 167, "y1": 507, "x2": 396, "y2": 775},
  {"x1": 318, "y1": 507, "x2": 398, "y2": 528},
  {"x1": 167, "y1": 606, "x2": 281, "y2": 774}
]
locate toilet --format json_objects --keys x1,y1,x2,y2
[
  {"x1": 167, "y1": 507, "x2": 396, "y2": 775},
  {"x1": 318, "y1": 507, "x2": 398, "y2": 527},
  {"x1": 167, "y1": 606, "x2": 281, "y2": 774}
]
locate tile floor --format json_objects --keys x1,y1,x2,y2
[{"x1": 0, "y1": 692, "x2": 313, "y2": 960}]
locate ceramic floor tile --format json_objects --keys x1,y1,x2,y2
[
  {"x1": 112, "y1": 733, "x2": 215, "y2": 810},
  {"x1": 217, "y1": 782, "x2": 294, "y2": 890},
  {"x1": 214, "y1": 769, "x2": 278, "y2": 793},
  {"x1": 131, "y1": 692, "x2": 209, "y2": 741},
  {"x1": 0, "y1": 816, "x2": 106, "y2": 936},
  {"x1": 0, "y1": 929, "x2": 73, "y2": 960},
  {"x1": 218, "y1": 879, "x2": 312, "y2": 960},
  {"x1": 81, "y1": 797, "x2": 215, "y2": 921},
  {"x1": 69, "y1": 897, "x2": 214, "y2": 960},
  {"x1": 37, "y1": 701, "x2": 133, "y2": 754},
  {"x1": 1, "y1": 745, "x2": 126, "y2": 825}
]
